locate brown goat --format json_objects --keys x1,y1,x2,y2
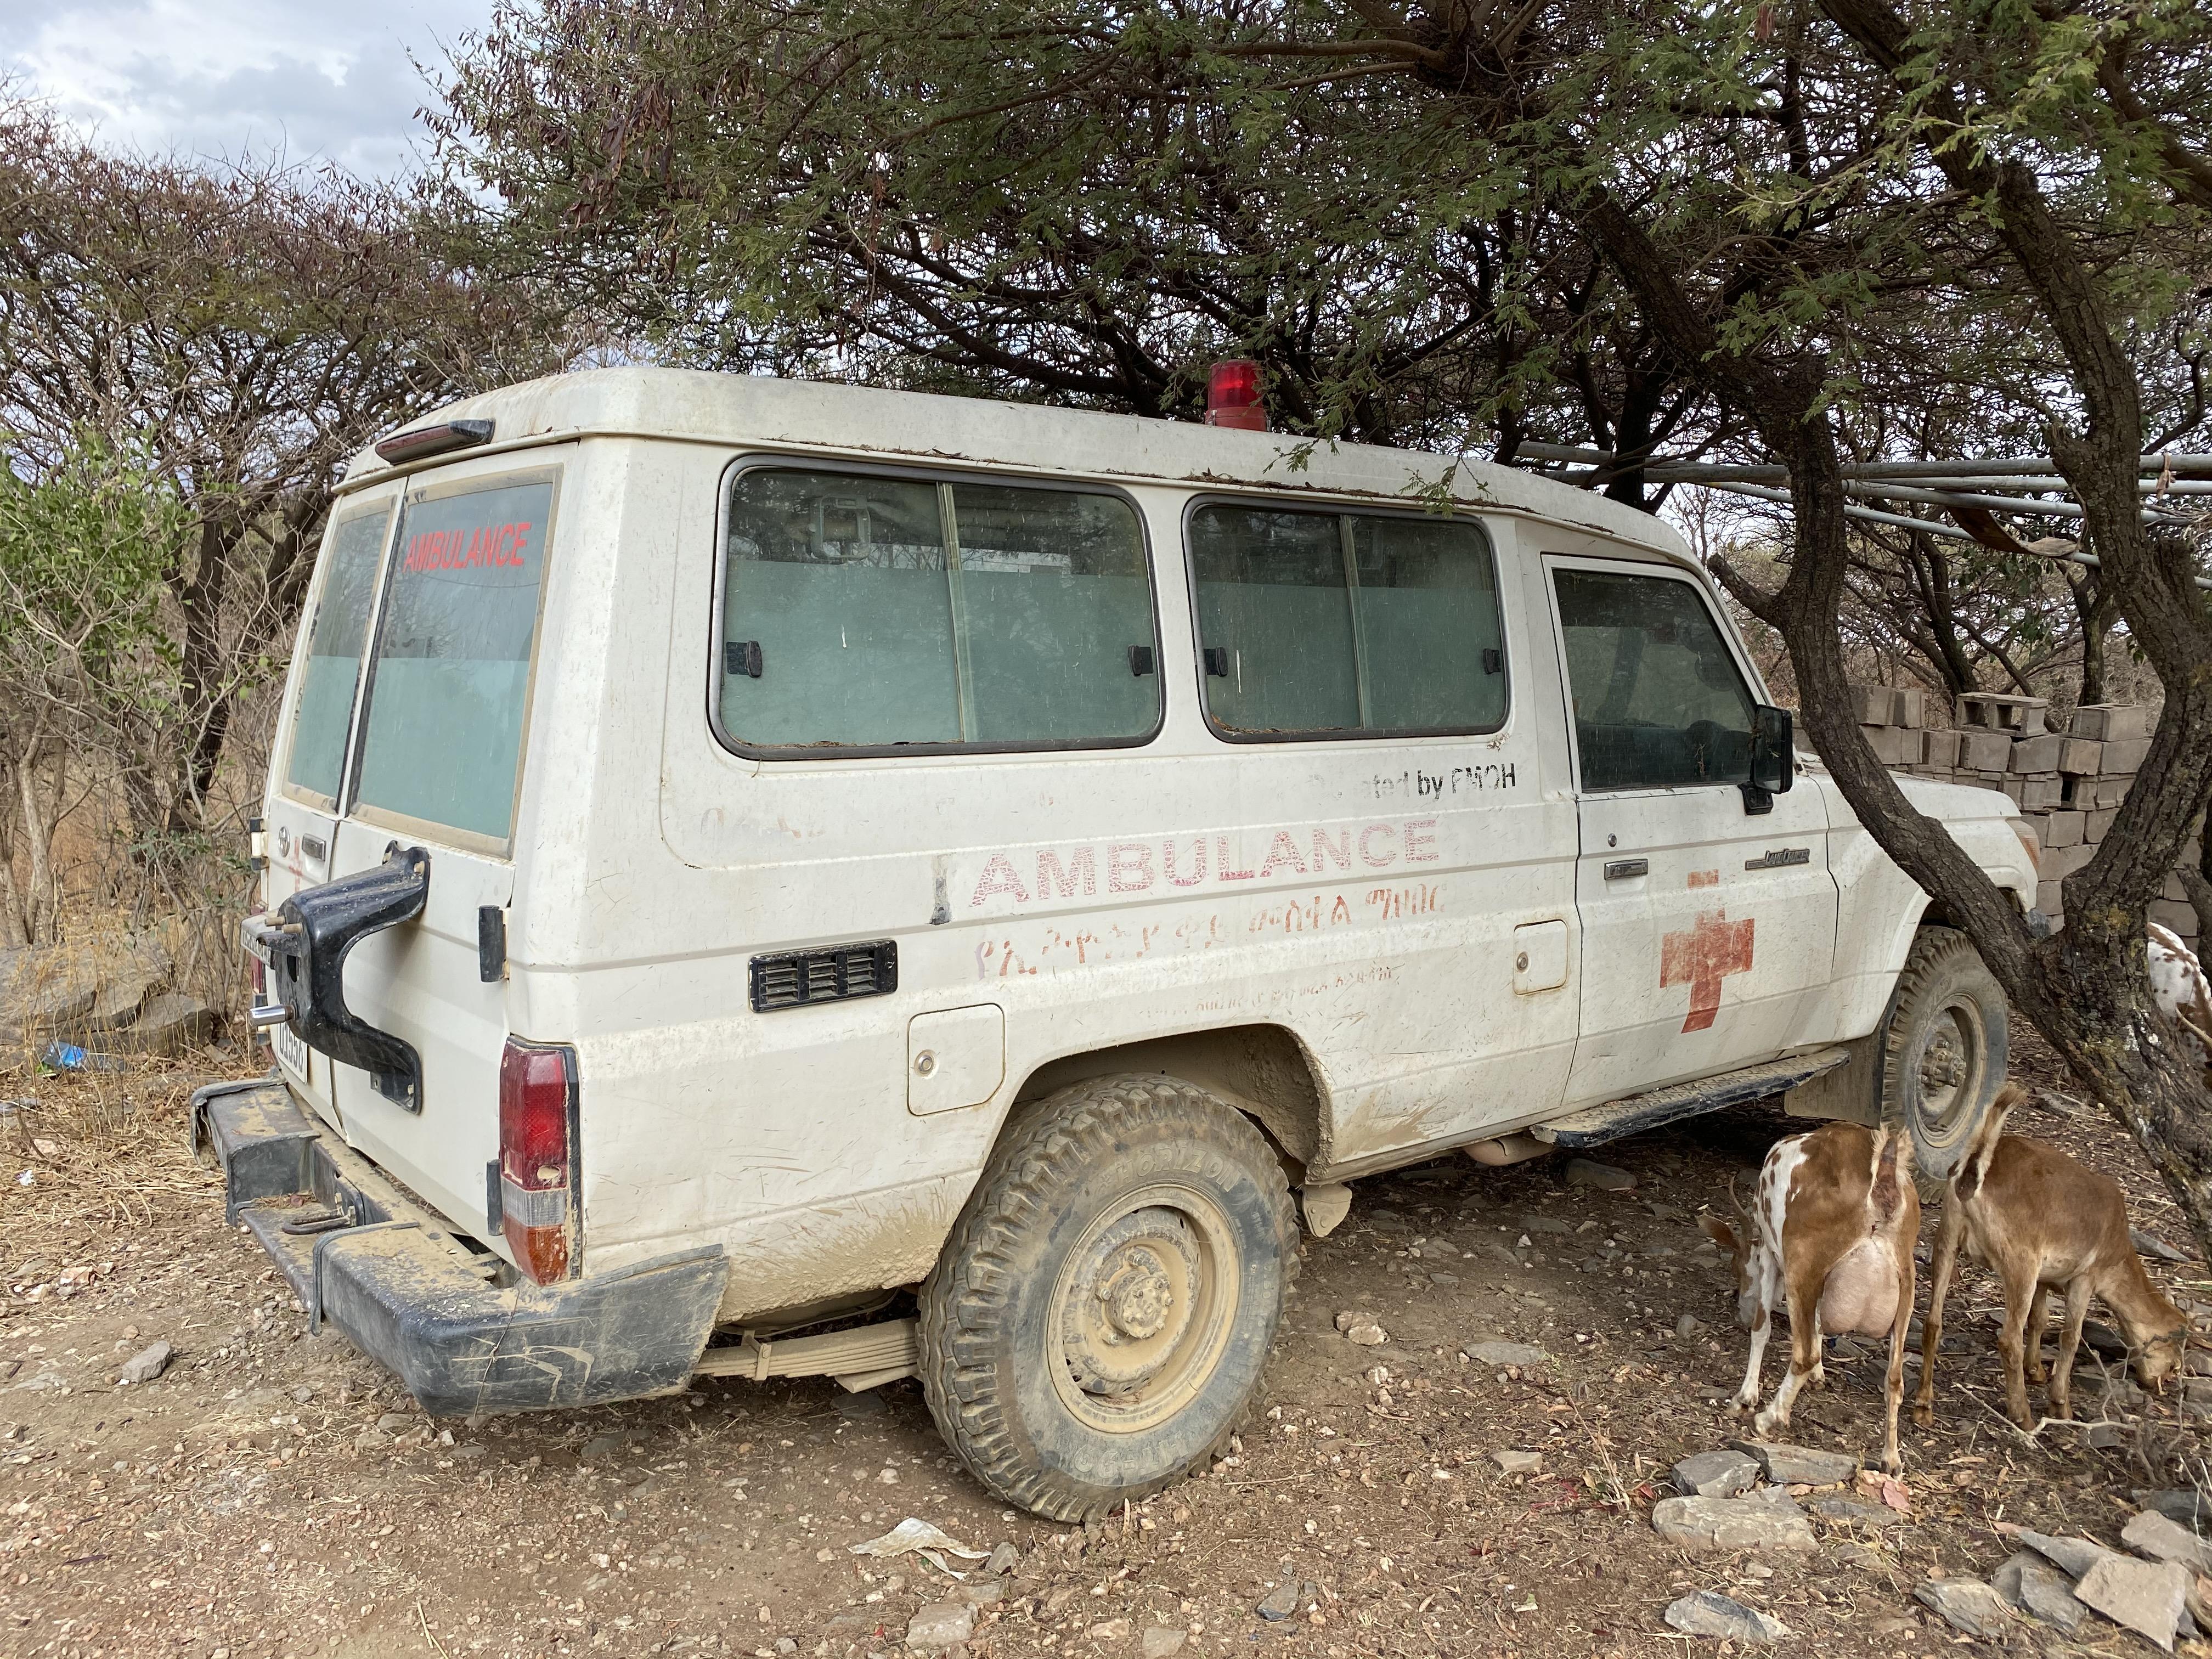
[
  {"x1": 1700, "y1": 1121, "x2": 1920, "y2": 1473},
  {"x1": 1915, "y1": 1082, "x2": 2188, "y2": 1430}
]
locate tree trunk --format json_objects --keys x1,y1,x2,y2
[
  {"x1": 2069, "y1": 573, "x2": 2119, "y2": 708},
  {"x1": 1564, "y1": 144, "x2": 2212, "y2": 1261},
  {"x1": 0, "y1": 763, "x2": 25, "y2": 950},
  {"x1": 15, "y1": 735, "x2": 55, "y2": 946}
]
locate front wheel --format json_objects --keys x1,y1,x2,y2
[
  {"x1": 916, "y1": 1075, "x2": 1296, "y2": 1522},
  {"x1": 1880, "y1": 925, "x2": 2007, "y2": 1183}
]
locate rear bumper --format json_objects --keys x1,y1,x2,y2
[{"x1": 189, "y1": 1078, "x2": 726, "y2": 1417}]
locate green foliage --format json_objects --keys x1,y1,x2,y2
[{"x1": 0, "y1": 431, "x2": 188, "y2": 741}]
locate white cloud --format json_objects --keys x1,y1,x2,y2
[{"x1": 3, "y1": 0, "x2": 498, "y2": 177}]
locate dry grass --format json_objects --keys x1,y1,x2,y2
[{"x1": 0, "y1": 1057, "x2": 217, "y2": 1246}]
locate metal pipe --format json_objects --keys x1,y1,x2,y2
[
  {"x1": 1463, "y1": 1132, "x2": 1551, "y2": 1167},
  {"x1": 1511, "y1": 441, "x2": 2212, "y2": 481},
  {"x1": 1689, "y1": 478, "x2": 2212, "y2": 588}
]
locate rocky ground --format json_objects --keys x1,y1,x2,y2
[{"x1": 3, "y1": 1024, "x2": 2209, "y2": 1659}]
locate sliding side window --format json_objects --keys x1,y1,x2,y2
[
  {"x1": 1190, "y1": 503, "x2": 1506, "y2": 738},
  {"x1": 716, "y1": 466, "x2": 1159, "y2": 752}
]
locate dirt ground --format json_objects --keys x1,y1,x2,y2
[{"x1": 3, "y1": 1026, "x2": 2208, "y2": 1659}]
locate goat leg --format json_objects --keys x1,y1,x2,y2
[
  {"x1": 1997, "y1": 1267, "x2": 2040, "y2": 1430},
  {"x1": 1731, "y1": 1245, "x2": 1781, "y2": 1414},
  {"x1": 1882, "y1": 1237, "x2": 1916, "y2": 1474},
  {"x1": 1754, "y1": 1257, "x2": 1829, "y2": 1438},
  {"x1": 1915, "y1": 1199, "x2": 1963, "y2": 1427},
  {"x1": 2049, "y1": 1278, "x2": 2092, "y2": 1422},
  {"x1": 2022, "y1": 1284, "x2": 2051, "y2": 1383}
]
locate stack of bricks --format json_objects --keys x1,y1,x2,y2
[{"x1": 1852, "y1": 689, "x2": 2199, "y2": 944}]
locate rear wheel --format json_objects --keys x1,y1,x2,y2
[
  {"x1": 916, "y1": 1075, "x2": 1296, "y2": 1522},
  {"x1": 1880, "y1": 925, "x2": 2007, "y2": 1183}
]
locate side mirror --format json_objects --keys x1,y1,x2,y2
[{"x1": 1742, "y1": 704, "x2": 1795, "y2": 815}]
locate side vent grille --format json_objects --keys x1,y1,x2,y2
[{"x1": 750, "y1": 941, "x2": 898, "y2": 1012}]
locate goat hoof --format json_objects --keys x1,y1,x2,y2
[
  {"x1": 1882, "y1": 1454, "x2": 1902, "y2": 1476},
  {"x1": 1912, "y1": 1406, "x2": 1933, "y2": 1430}
]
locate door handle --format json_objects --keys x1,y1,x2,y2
[{"x1": 1604, "y1": 859, "x2": 1649, "y2": 881}]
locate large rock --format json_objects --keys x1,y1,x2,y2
[
  {"x1": 118, "y1": 991, "x2": 213, "y2": 1056},
  {"x1": 1255, "y1": 1581, "x2": 1301, "y2": 1621},
  {"x1": 2136, "y1": 1490, "x2": 2212, "y2": 1526},
  {"x1": 1651, "y1": 1492, "x2": 1816, "y2": 1553},
  {"x1": 1738, "y1": 1441, "x2": 1858, "y2": 1486},
  {"x1": 1673, "y1": 1450, "x2": 1759, "y2": 1499},
  {"x1": 77, "y1": 953, "x2": 165, "y2": 1035},
  {"x1": 116, "y1": 1340, "x2": 173, "y2": 1385},
  {"x1": 1913, "y1": 1578, "x2": 2016, "y2": 1639},
  {"x1": 1807, "y1": 1495, "x2": 1905, "y2": 1528},
  {"x1": 0, "y1": 939, "x2": 172, "y2": 1047},
  {"x1": 2124, "y1": 1510, "x2": 2212, "y2": 1576},
  {"x1": 0, "y1": 949, "x2": 100, "y2": 1043},
  {"x1": 2075, "y1": 1555, "x2": 2191, "y2": 1651},
  {"x1": 1993, "y1": 1551, "x2": 2092, "y2": 1635},
  {"x1": 905, "y1": 1601, "x2": 975, "y2": 1652},
  {"x1": 1565, "y1": 1158, "x2": 1635, "y2": 1192},
  {"x1": 1663, "y1": 1590, "x2": 1789, "y2": 1643},
  {"x1": 2016, "y1": 1527, "x2": 2124, "y2": 1580}
]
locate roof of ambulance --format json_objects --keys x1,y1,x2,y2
[{"x1": 339, "y1": 365, "x2": 1691, "y2": 558}]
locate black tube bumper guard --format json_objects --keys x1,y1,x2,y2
[{"x1": 190, "y1": 1077, "x2": 727, "y2": 1417}]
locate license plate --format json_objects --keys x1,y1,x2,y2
[
  {"x1": 269, "y1": 1018, "x2": 311, "y2": 1084},
  {"x1": 245, "y1": 923, "x2": 312, "y2": 1085}
]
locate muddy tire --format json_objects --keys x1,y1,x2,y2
[
  {"x1": 916, "y1": 1074, "x2": 1297, "y2": 1522},
  {"x1": 1880, "y1": 925, "x2": 2008, "y2": 1184}
]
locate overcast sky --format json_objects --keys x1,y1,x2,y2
[{"x1": 4, "y1": 0, "x2": 498, "y2": 177}]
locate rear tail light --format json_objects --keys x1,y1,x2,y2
[
  {"x1": 1205, "y1": 359, "x2": 1269, "y2": 431},
  {"x1": 499, "y1": 1038, "x2": 578, "y2": 1284}
]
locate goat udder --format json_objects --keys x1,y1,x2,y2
[{"x1": 1816, "y1": 1239, "x2": 1900, "y2": 1336}]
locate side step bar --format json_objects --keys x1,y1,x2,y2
[
  {"x1": 1532, "y1": 1047, "x2": 1854, "y2": 1151},
  {"x1": 695, "y1": 1318, "x2": 919, "y2": 1393}
]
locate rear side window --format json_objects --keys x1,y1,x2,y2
[
  {"x1": 1191, "y1": 503, "x2": 1506, "y2": 738},
  {"x1": 1554, "y1": 567, "x2": 1754, "y2": 791},
  {"x1": 716, "y1": 465, "x2": 1158, "y2": 752},
  {"x1": 351, "y1": 475, "x2": 556, "y2": 847},
  {"x1": 283, "y1": 504, "x2": 389, "y2": 806}
]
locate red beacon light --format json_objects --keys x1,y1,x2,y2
[{"x1": 1205, "y1": 359, "x2": 1269, "y2": 432}]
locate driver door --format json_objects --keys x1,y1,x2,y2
[{"x1": 1545, "y1": 557, "x2": 1838, "y2": 1108}]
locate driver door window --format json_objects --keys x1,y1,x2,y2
[{"x1": 1554, "y1": 568, "x2": 1753, "y2": 791}]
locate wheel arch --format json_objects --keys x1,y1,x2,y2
[{"x1": 1010, "y1": 1023, "x2": 1331, "y2": 1176}]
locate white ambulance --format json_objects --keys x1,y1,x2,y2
[{"x1": 202, "y1": 366, "x2": 2040, "y2": 1521}]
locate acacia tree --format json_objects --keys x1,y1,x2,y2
[
  {"x1": 441, "y1": 1, "x2": 2212, "y2": 1245},
  {"x1": 0, "y1": 432, "x2": 187, "y2": 943},
  {"x1": 0, "y1": 98, "x2": 585, "y2": 846}
]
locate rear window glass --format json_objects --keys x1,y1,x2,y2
[
  {"x1": 1191, "y1": 504, "x2": 1505, "y2": 737},
  {"x1": 351, "y1": 476, "x2": 555, "y2": 844},
  {"x1": 283, "y1": 505, "x2": 389, "y2": 804},
  {"x1": 718, "y1": 466, "x2": 1158, "y2": 751}
]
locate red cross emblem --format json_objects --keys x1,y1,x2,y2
[{"x1": 1660, "y1": 909, "x2": 1756, "y2": 1032}]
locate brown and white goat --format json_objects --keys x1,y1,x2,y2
[
  {"x1": 1915, "y1": 1082, "x2": 2187, "y2": 1430},
  {"x1": 1700, "y1": 1121, "x2": 1919, "y2": 1473},
  {"x1": 2148, "y1": 922, "x2": 2211, "y2": 1085}
]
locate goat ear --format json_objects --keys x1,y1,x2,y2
[{"x1": 1699, "y1": 1212, "x2": 1740, "y2": 1251}]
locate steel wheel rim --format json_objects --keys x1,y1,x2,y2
[
  {"x1": 1050, "y1": 1181, "x2": 1240, "y2": 1436},
  {"x1": 1912, "y1": 994, "x2": 1986, "y2": 1148}
]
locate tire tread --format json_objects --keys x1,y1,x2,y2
[{"x1": 915, "y1": 1074, "x2": 1297, "y2": 1522}]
